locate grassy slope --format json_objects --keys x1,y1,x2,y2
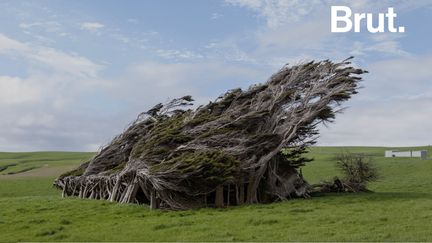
[
  {"x1": 0, "y1": 152, "x2": 94, "y2": 175},
  {"x1": 0, "y1": 147, "x2": 431, "y2": 242}
]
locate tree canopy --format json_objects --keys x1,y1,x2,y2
[{"x1": 55, "y1": 58, "x2": 366, "y2": 209}]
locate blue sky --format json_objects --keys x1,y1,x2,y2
[{"x1": 0, "y1": 0, "x2": 431, "y2": 151}]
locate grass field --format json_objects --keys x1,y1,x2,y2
[{"x1": 0, "y1": 146, "x2": 431, "y2": 242}]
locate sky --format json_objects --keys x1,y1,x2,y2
[{"x1": 0, "y1": 0, "x2": 431, "y2": 151}]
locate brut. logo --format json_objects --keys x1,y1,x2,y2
[{"x1": 331, "y1": 6, "x2": 405, "y2": 33}]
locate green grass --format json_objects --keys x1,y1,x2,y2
[
  {"x1": 0, "y1": 152, "x2": 94, "y2": 175},
  {"x1": 0, "y1": 146, "x2": 431, "y2": 242}
]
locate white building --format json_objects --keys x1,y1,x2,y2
[{"x1": 385, "y1": 150, "x2": 428, "y2": 158}]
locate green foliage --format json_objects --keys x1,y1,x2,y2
[
  {"x1": 185, "y1": 109, "x2": 220, "y2": 127},
  {"x1": 207, "y1": 88, "x2": 242, "y2": 116},
  {"x1": 281, "y1": 146, "x2": 314, "y2": 168},
  {"x1": 130, "y1": 113, "x2": 193, "y2": 159},
  {"x1": 152, "y1": 150, "x2": 240, "y2": 185},
  {"x1": 335, "y1": 152, "x2": 380, "y2": 191},
  {"x1": 316, "y1": 106, "x2": 336, "y2": 120},
  {"x1": 59, "y1": 167, "x2": 86, "y2": 178},
  {"x1": 198, "y1": 127, "x2": 234, "y2": 139},
  {"x1": 106, "y1": 163, "x2": 126, "y2": 174}
]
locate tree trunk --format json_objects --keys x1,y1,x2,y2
[
  {"x1": 239, "y1": 184, "x2": 244, "y2": 205},
  {"x1": 62, "y1": 181, "x2": 67, "y2": 198},
  {"x1": 109, "y1": 176, "x2": 120, "y2": 202},
  {"x1": 246, "y1": 170, "x2": 257, "y2": 203},
  {"x1": 226, "y1": 184, "x2": 230, "y2": 206},
  {"x1": 127, "y1": 182, "x2": 139, "y2": 203},
  {"x1": 150, "y1": 190, "x2": 159, "y2": 209},
  {"x1": 215, "y1": 185, "x2": 224, "y2": 208}
]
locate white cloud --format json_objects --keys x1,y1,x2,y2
[
  {"x1": 108, "y1": 61, "x2": 269, "y2": 110},
  {"x1": 204, "y1": 39, "x2": 258, "y2": 64},
  {"x1": 80, "y1": 22, "x2": 105, "y2": 32},
  {"x1": 319, "y1": 97, "x2": 432, "y2": 146},
  {"x1": 358, "y1": 55, "x2": 432, "y2": 101},
  {"x1": 255, "y1": 18, "x2": 329, "y2": 50},
  {"x1": 225, "y1": 0, "x2": 322, "y2": 28},
  {"x1": 0, "y1": 33, "x2": 103, "y2": 78},
  {"x1": 319, "y1": 54, "x2": 432, "y2": 146},
  {"x1": 351, "y1": 41, "x2": 409, "y2": 58},
  {"x1": 369, "y1": 56, "x2": 432, "y2": 82},
  {"x1": 0, "y1": 1, "x2": 430, "y2": 151},
  {"x1": 223, "y1": 0, "x2": 424, "y2": 64},
  {"x1": 30, "y1": 47, "x2": 103, "y2": 78},
  {"x1": 225, "y1": 0, "x2": 432, "y2": 29},
  {"x1": 0, "y1": 33, "x2": 27, "y2": 53},
  {"x1": 213, "y1": 3, "x2": 412, "y2": 69},
  {"x1": 156, "y1": 49, "x2": 204, "y2": 60},
  {"x1": 19, "y1": 21, "x2": 62, "y2": 33},
  {"x1": 0, "y1": 33, "x2": 110, "y2": 151},
  {"x1": 0, "y1": 35, "x2": 271, "y2": 151},
  {"x1": 0, "y1": 76, "x2": 41, "y2": 105},
  {"x1": 16, "y1": 113, "x2": 55, "y2": 127}
]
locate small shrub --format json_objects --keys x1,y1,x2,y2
[
  {"x1": 314, "y1": 152, "x2": 380, "y2": 193},
  {"x1": 336, "y1": 152, "x2": 379, "y2": 191}
]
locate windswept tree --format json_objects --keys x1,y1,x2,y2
[{"x1": 54, "y1": 58, "x2": 366, "y2": 209}]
